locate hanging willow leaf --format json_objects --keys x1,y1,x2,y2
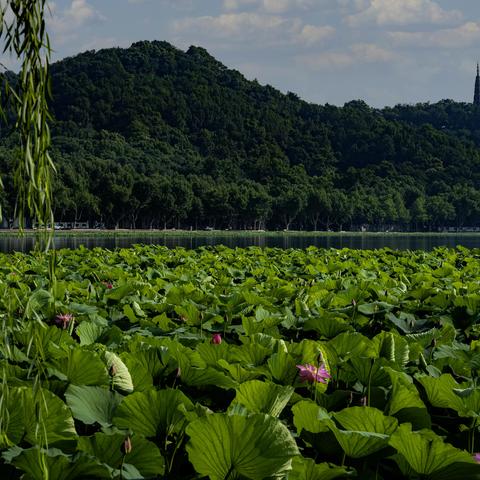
[{"x1": 0, "y1": 0, "x2": 54, "y2": 236}]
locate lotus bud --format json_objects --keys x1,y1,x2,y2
[
  {"x1": 122, "y1": 436, "x2": 132, "y2": 455},
  {"x1": 351, "y1": 299, "x2": 357, "y2": 307},
  {"x1": 212, "y1": 333, "x2": 222, "y2": 345}
]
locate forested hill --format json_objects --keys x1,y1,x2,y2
[{"x1": 1, "y1": 40, "x2": 480, "y2": 230}]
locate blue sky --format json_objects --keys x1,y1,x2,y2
[{"x1": 26, "y1": 0, "x2": 480, "y2": 107}]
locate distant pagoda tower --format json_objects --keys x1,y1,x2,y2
[{"x1": 475, "y1": 63, "x2": 480, "y2": 105}]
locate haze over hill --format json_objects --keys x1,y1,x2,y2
[{"x1": 2, "y1": 40, "x2": 480, "y2": 230}]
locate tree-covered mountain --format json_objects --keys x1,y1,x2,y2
[{"x1": 1, "y1": 40, "x2": 480, "y2": 230}]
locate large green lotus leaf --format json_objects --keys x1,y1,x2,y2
[
  {"x1": 348, "y1": 357, "x2": 390, "y2": 387},
  {"x1": 330, "y1": 407, "x2": 398, "y2": 458},
  {"x1": 357, "y1": 301, "x2": 393, "y2": 316},
  {"x1": 217, "y1": 359, "x2": 263, "y2": 383},
  {"x1": 196, "y1": 342, "x2": 230, "y2": 367},
  {"x1": 104, "y1": 351, "x2": 134, "y2": 393},
  {"x1": 3, "y1": 446, "x2": 111, "y2": 480},
  {"x1": 113, "y1": 388, "x2": 193, "y2": 438},
  {"x1": 416, "y1": 374, "x2": 471, "y2": 416},
  {"x1": 242, "y1": 290, "x2": 274, "y2": 308},
  {"x1": 25, "y1": 288, "x2": 53, "y2": 319},
  {"x1": 303, "y1": 314, "x2": 352, "y2": 339},
  {"x1": 406, "y1": 325, "x2": 456, "y2": 350},
  {"x1": 289, "y1": 456, "x2": 356, "y2": 480},
  {"x1": 453, "y1": 387, "x2": 480, "y2": 417},
  {"x1": 121, "y1": 346, "x2": 174, "y2": 391},
  {"x1": 78, "y1": 432, "x2": 165, "y2": 478},
  {"x1": 229, "y1": 380, "x2": 293, "y2": 417},
  {"x1": 326, "y1": 333, "x2": 374, "y2": 360},
  {"x1": 65, "y1": 385, "x2": 123, "y2": 426},
  {"x1": 386, "y1": 368, "x2": 431, "y2": 429},
  {"x1": 173, "y1": 344, "x2": 237, "y2": 389},
  {"x1": 242, "y1": 313, "x2": 280, "y2": 336},
  {"x1": 67, "y1": 302, "x2": 98, "y2": 316},
  {"x1": 105, "y1": 283, "x2": 136, "y2": 301},
  {"x1": 434, "y1": 342, "x2": 480, "y2": 376},
  {"x1": 76, "y1": 321, "x2": 104, "y2": 346},
  {"x1": 49, "y1": 347, "x2": 109, "y2": 386},
  {"x1": 292, "y1": 400, "x2": 331, "y2": 435},
  {"x1": 181, "y1": 364, "x2": 238, "y2": 389},
  {"x1": 229, "y1": 343, "x2": 271, "y2": 366},
  {"x1": 22, "y1": 388, "x2": 77, "y2": 446},
  {"x1": 267, "y1": 347, "x2": 298, "y2": 384},
  {"x1": 16, "y1": 324, "x2": 76, "y2": 357},
  {"x1": 120, "y1": 355, "x2": 154, "y2": 391},
  {"x1": 373, "y1": 331, "x2": 409, "y2": 367},
  {"x1": 170, "y1": 343, "x2": 205, "y2": 369},
  {"x1": 389, "y1": 423, "x2": 476, "y2": 476},
  {"x1": 0, "y1": 387, "x2": 28, "y2": 448},
  {"x1": 186, "y1": 412, "x2": 299, "y2": 480},
  {"x1": 246, "y1": 333, "x2": 279, "y2": 352},
  {"x1": 175, "y1": 302, "x2": 201, "y2": 326},
  {"x1": 291, "y1": 339, "x2": 330, "y2": 366},
  {"x1": 267, "y1": 351, "x2": 297, "y2": 383}
]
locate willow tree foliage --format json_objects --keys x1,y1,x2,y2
[
  {"x1": 0, "y1": 0, "x2": 54, "y2": 229},
  {"x1": 0, "y1": 5, "x2": 53, "y2": 472}
]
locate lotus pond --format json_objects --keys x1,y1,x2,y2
[{"x1": 1, "y1": 245, "x2": 480, "y2": 479}]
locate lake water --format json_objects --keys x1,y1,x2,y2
[{"x1": 1, "y1": 232, "x2": 480, "y2": 252}]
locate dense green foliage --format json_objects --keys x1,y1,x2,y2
[
  {"x1": 2, "y1": 41, "x2": 480, "y2": 230},
  {"x1": 1, "y1": 245, "x2": 480, "y2": 478}
]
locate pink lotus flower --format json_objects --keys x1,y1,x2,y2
[
  {"x1": 212, "y1": 333, "x2": 222, "y2": 345},
  {"x1": 296, "y1": 363, "x2": 331, "y2": 384},
  {"x1": 55, "y1": 313, "x2": 74, "y2": 330},
  {"x1": 474, "y1": 453, "x2": 480, "y2": 464}
]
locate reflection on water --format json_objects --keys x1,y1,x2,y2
[{"x1": 1, "y1": 233, "x2": 480, "y2": 253}]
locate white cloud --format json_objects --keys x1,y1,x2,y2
[
  {"x1": 174, "y1": 13, "x2": 287, "y2": 40},
  {"x1": 62, "y1": 0, "x2": 99, "y2": 26},
  {"x1": 48, "y1": 0, "x2": 105, "y2": 47},
  {"x1": 298, "y1": 43, "x2": 396, "y2": 70},
  {"x1": 223, "y1": 0, "x2": 315, "y2": 13},
  {"x1": 174, "y1": 12, "x2": 334, "y2": 46},
  {"x1": 346, "y1": 0, "x2": 462, "y2": 26},
  {"x1": 223, "y1": 0, "x2": 257, "y2": 10},
  {"x1": 295, "y1": 24, "x2": 335, "y2": 46},
  {"x1": 389, "y1": 21, "x2": 480, "y2": 48}
]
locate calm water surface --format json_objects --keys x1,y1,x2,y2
[{"x1": 1, "y1": 233, "x2": 480, "y2": 252}]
